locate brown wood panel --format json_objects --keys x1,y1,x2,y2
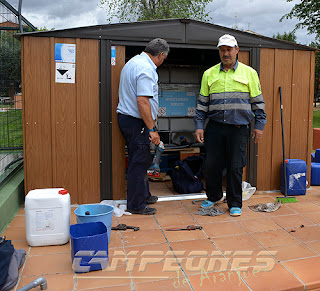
[
  {"x1": 111, "y1": 46, "x2": 126, "y2": 200},
  {"x1": 271, "y1": 49, "x2": 293, "y2": 190},
  {"x1": 238, "y1": 51, "x2": 250, "y2": 65},
  {"x1": 307, "y1": 52, "x2": 315, "y2": 184},
  {"x1": 290, "y1": 50, "x2": 311, "y2": 165},
  {"x1": 51, "y1": 38, "x2": 78, "y2": 202},
  {"x1": 22, "y1": 37, "x2": 53, "y2": 193},
  {"x1": 257, "y1": 49, "x2": 275, "y2": 190},
  {"x1": 76, "y1": 38, "x2": 100, "y2": 203}
]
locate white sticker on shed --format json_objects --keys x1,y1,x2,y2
[{"x1": 55, "y1": 63, "x2": 76, "y2": 83}]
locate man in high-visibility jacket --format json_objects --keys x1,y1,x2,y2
[{"x1": 194, "y1": 34, "x2": 267, "y2": 216}]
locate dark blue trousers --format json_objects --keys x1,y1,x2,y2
[
  {"x1": 204, "y1": 120, "x2": 250, "y2": 209},
  {"x1": 117, "y1": 113, "x2": 152, "y2": 210}
]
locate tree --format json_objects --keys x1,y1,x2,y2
[
  {"x1": 280, "y1": 0, "x2": 320, "y2": 40},
  {"x1": 309, "y1": 41, "x2": 320, "y2": 105},
  {"x1": 0, "y1": 31, "x2": 21, "y2": 97},
  {"x1": 99, "y1": 0, "x2": 212, "y2": 23},
  {"x1": 273, "y1": 31, "x2": 297, "y2": 43}
]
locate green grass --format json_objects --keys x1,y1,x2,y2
[
  {"x1": 0, "y1": 109, "x2": 23, "y2": 149},
  {"x1": 314, "y1": 109, "x2": 320, "y2": 129}
]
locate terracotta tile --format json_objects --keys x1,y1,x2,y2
[
  {"x1": 122, "y1": 229, "x2": 166, "y2": 247},
  {"x1": 155, "y1": 213, "x2": 197, "y2": 228},
  {"x1": 182, "y1": 201, "x2": 203, "y2": 213},
  {"x1": 164, "y1": 228, "x2": 208, "y2": 242},
  {"x1": 184, "y1": 256, "x2": 232, "y2": 275},
  {"x1": 289, "y1": 225, "x2": 320, "y2": 242},
  {"x1": 188, "y1": 270, "x2": 250, "y2": 291},
  {"x1": 155, "y1": 202, "x2": 191, "y2": 216},
  {"x1": 202, "y1": 221, "x2": 246, "y2": 237},
  {"x1": 22, "y1": 253, "x2": 73, "y2": 276},
  {"x1": 123, "y1": 243, "x2": 171, "y2": 265},
  {"x1": 243, "y1": 263, "x2": 304, "y2": 291},
  {"x1": 227, "y1": 250, "x2": 278, "y2": 271},
  {"x1": 191, "y1": 211, "x2": 232, "y2": 224},
  {"x1": 271, "y1": 214, "x2": 315, "y2": 229},
  {"x1": 251, "y1": 229, "x2": 300, "y2": 248},
  {"x1": 211, "y1": 234, "x2": 262, "y2": 252},
  {"x1": 304, "y1": 190, "x2": 320, "y2": 201},
  {"x1": 108, "y1": 247, "x2": 128, "y2": 268},
  {"x1": 135, "y1": 278, "x2": 191, "y2": 290},
  {"x1": 94, "y1": 285, "x2": 133, "y2": 290},
  {"x1": 265, "y1": 192, "x2": 282, "y2": 198},
  {"x1": 17, "y1": 207, "x2": 25, "y2": 215},
  {"x1": 169, "y1": 239, "x2": 230, "y2": 273},
  {"x1": 29, "y1": 242, "x2": 71, "y2": 256},
  {"x1": 76, "y1": 265, "x2": 131, "y2": 289},
  {"x1": 283, "y1": 257, "x2": 320, "y2": 289},
  {"x1": 109, "y1": 231, "x2": 123, "y2": 249},
  {"x1": 130, "y1": 261, "x2": 181, "y2": 284},
  {"x1": 230, "y1": 207, "x2": 267, "y2": 220},
  {"x1": 2, "y1": 226, "x2": 26, "y2": 241},
  {"x1": 305, "y1": 241, "x2": 320, "y2": 254},
  {"x1": 302, "y1": 211, "x2": 320, "y2": 224},
  {"x1": 262, "y1": 204, "x2": 297, "y2": 217},
  {"x1": 117, "y1": 215, "x2": 159, "y2": 230},
  {"x1": 267, "y1": 243, "x2": 318, "y2": 261},
  {"x1": 247, "y1": 196, "x2": 276, "y2": 205},
  {"x1": 11, "y1": 240, "x2": 30, "y2": 253},
  {"x1": 169, "y1": 239, "x2": 220, "y2": 257},
  {"x1": 17, "y1": 273, "x2": 75, "y2": 291},
  {"x1": 238, "y1": 218, "x2": 281, "y2": 233},
  {"x1": 286, "y1": 202, "x2": 320, "y2": 213},
  {"x1": 8, "y1": 215, "x2": 25, "y2": 227}
]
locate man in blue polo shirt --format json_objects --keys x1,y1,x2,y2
[
  {"x1": 194, "y1": 34, "x2": 267, "y2": 217},
  {"x1": 117, "y1": 38, "x2": 169, "y2": 215}
]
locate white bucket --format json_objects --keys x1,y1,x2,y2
[{"x1": 25, "y1": 188, "x2": 71, "y2": 247}]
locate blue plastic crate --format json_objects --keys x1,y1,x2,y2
[
  {"x1": 311, "y1": 162, "x2": 320, "y2": 186},
  {"x1": 70, "y1": 222, "x2": 108, "y2": 273},
  {"x1": 280, "y1": 159, "x2": 307, "y2": 196}
]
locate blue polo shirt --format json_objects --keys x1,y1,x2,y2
[{"x1": 117, "y1": 52, "x2": 159, "y2": 120}]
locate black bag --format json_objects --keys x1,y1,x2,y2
[
  {"x1": 170, "y1": 154, "x2": 205, "y2": 194},
  {"x1": 0, "y1": 237, "x2": 26, "y2": 291},
  {"x1": 0, "y1": 238, "x2": 14, "y2": 290}
]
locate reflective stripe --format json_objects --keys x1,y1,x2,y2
[
  {"x1": 197, "y1": 103, "x2": 208, "y2": 112},
  {"x1": 252, "y1": 103, "x2": 266, "y2": 110},
  {"x1": 198, "y1": 94, "x2": 209, "y2": 103},
  {"x1": 250, "y1": 94, "x2": 264, "y2": 103},
  {"x1": 209, "y1": 104, "x2": 251, "y2": 111},
  {"x1": 209, "y1": 92, "x2": 250, "y2": 100}
]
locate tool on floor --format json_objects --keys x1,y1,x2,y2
[
  {"x1": 17, "y1": 277, "x2": 47, "y2": 291},
  {"x1": 276, "y1": 87, "x2": 299, "y2": 203},
  {"x1": 147, "y1": 141, "x2": 165, "y2": 178},
  {"x1": 166, "y1": 225, "x2": 203, "y2": 231},
  {"x1": 111, "y1": 224, "x2": 140, "y2": 231}
]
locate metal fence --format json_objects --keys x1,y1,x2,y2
[{"x1": 0, "y1": 0, "x2": 36, "y2": 184}]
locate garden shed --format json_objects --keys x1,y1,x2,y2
[{"x1": 19, "y1": 19, "x2": 316, "y2": 204}]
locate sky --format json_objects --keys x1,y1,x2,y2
[{"x1": 7, "y1": 0, "x2": 317, "y2": 45}]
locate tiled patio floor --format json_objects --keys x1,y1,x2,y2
[{"x1": 3, "y1": 182, "x2": 320, "y2": 290}]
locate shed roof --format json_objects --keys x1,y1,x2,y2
[{"x1": 18, "y1": 18, "x2": 316, "y2": 51}]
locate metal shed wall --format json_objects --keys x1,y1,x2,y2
[{"x1": 20, "y1": 19, "x2": 316, "y2": 203}]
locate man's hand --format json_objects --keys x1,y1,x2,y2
[
  {"x1": 252, "y1": 129, "x2": 263, "y2": 143},
  {"x1": 149, "y1": 131, "x2": 160, "y2": 146},
  {"x1": 195, "y1": 129, "x2": 204, "y2": 143}
]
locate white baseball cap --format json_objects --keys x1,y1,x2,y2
[{"x1": 217, "y1": 34, "x2": 238, "y2": 47}]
